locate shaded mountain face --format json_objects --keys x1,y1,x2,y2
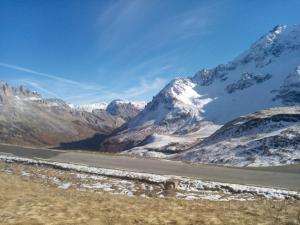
[
  {"x1": 100, "y1": 24, "x2": 300, "y2": 154},
  {"x1": 106, "y1": 99, "x2": 145, "y2": 121},
  {"x1": 179, "y1": 107, "x2": 300, "y2": 167},
  {"x1": 0, "y1": 82, "x2": 122, "y2": 148}
]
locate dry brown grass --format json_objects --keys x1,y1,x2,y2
[{"x1": 0, "y1": 169, "x2": 300, "y2": 225}]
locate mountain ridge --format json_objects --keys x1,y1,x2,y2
[
  {"x1": 179, "y1": 106, "x2": 300, "y2": 167},
  {"x1": 100, "y1": 24, "x2": 300, "y2": 158},
  {"x1": 1, "y1": 24, "x2": 300, "y2": 167},
  {"x1": 0, "y1": 81, "x2": 122, "y2": 148}
]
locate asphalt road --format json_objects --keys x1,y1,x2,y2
[{"x1": 0, "y1": 144, "x2": 300, "y2": 191}]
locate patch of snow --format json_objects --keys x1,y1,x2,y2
[
  {"x1": 69, "y1": 102, "x2": 108, "y2": 112},
  {"x1": 0, "y1": 155, "x2": 169, "y2": 183},
  {"x1": 81, "y1": 182, "x2": 114, "y2": 192},
  {"x1": 21, "y1": 171, "x2": 31, "y2": 177},
  {"x1": 1, "y1": 154, "x2": 299, "y2": 200},
  {"x1": 59, "y1": 182, "x2": 72, "y2": 189}
]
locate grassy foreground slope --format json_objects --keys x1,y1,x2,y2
[{"x1": 0, "y1": 166, "x2": 300, "y2": 225}]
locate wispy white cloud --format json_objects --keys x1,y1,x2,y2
[
  {"x1": 1, "y1": 61, "x2": 168, "y2": 104},
  {"x1": 96, "y1": 0, "x2": 155, "y2": 50},
  {"x1": 124, "y1": 77, "x2": 167, "y2": 98},
  {"x1": 0, "y1": 1, "x2": 227, "y2": 105},
  {"x1": 20, "y1": 79, "x2": 62, "y2": 99},
  {"x1": 63, "y1": 76, "x2": 167, "y2": 104},
  {"x1": 0, "y1": 62, "x2": 103, "y2": 91},
  {"x1": 95, "y1": 0, "x2": 223, "y2": 60},
  {"x1": 97, "y1": 76, "x2": 167, "y2": 102}
]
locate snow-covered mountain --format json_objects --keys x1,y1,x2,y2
[
  {"x1": 132, "y1": 25, "x2": 300, "y2": 126},
  {"x1": 179, "y1": 107, "x2": 300, "y2": 167},
  {"x1": 2, "y1": 24, "x2": 300, "y2": 167},
  {"x1": 69, "y1": 102, "x2": 108, "y2": 112},
  {"x1": 100, "y1": 24, "x2": 300, "y2": 156},
  {"x1": 70, "y1": 99, "x2": 145, "y2": 122},
  {"x1": 106, "y1": 99, "x2": 146, "y2": 121}
]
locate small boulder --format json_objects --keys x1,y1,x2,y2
[{"x1": 164, "y1": 180, "x2": 179, "y2": 190}]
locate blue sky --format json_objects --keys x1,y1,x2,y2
[{"x1": 1, "y1": 0, "x2": 300, "y2": 104}]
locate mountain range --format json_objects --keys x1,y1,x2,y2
[
  {"x1": 0, "y1": 83, "x2": 143, "y2": 148},
  {"x1": 1, "y1": 24, "x2": 300, "y2": 166}
]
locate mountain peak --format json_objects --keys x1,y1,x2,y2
[
  {"x1": 0, "y1": 81, "x2": 41, "y2": 99},
  {"x1": 237, "y1": 24, "x2": 300, "y2": 66},
  {"x1": 264, "y1": 24, "x2": 287, "y2": 43},
  {"x1": 106, "y1": 99, "x2": 145, "y2": 120},
  {"x1": 108, "y1": 99, "x2": 146, "y2": 110},
  {"x1": 99, "y1": 24, "x2": 300, "y2": 158},
  {"x1": 123, "y1": 24, "x2": 300, "y2": 130}
]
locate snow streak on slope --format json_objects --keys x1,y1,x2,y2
[{"x1": 123, "y1": 123, "x2": 220, "y2": 158}]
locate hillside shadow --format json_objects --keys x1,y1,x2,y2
[{"x1": 53, "y1": 133, "x2": 107, "y2": 151}]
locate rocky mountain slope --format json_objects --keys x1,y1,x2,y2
[
  {"x1": 0, "y1": 82, "x2": 122, "y2": 148},
  {"x1": 179, "y1": 107, "x2": 300, "y2": 167},
  {"x1": 106, "y1": 99, "x2": 145, "y2": 121},
  {"x1": 100, "y1": 24, "x2": 300, "y2": 156},
  {"x1": 70, "y1": 99, "x2": 145, "y2": 123}
]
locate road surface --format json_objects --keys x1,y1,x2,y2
[{"x1": 0, "y1": 144, "x2": 300, "y2": 191}]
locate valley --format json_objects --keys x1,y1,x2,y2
[
  {"x1": 1, "y1": 26, "x2": 300, "y2": 168},
  {"x1": 2, "y1": 1, "x2": 300, "y2": 224}
]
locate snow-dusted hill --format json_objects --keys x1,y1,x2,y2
[
  {"x1": 179, "y1": 107, "x2": 300, "y2": 167},
  {"x1": 101, "y1": 24, "x2": 300, "y2": 156},
  {"x1": 0, "y1": 82, "x2": 122, "y2": 148}
]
